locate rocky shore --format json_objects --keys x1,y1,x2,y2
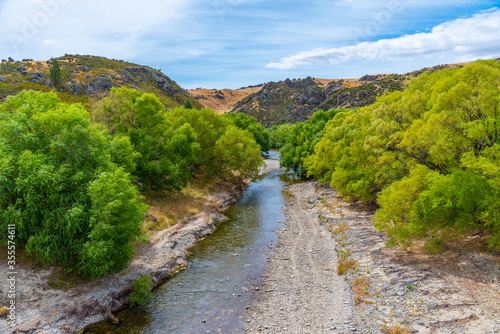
[{"x1": 261, "y1": 181, "x2": 500, "y2": 334}]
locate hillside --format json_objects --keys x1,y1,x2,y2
[
  {"x1": 0, "y1": 55, "x2": 202, "y2": 109},
  {"x1": 189, "y1": 85, "x2": 262, "y2": 114},
  {"x1": 227, "y1": 62, "x2": 474, "y2": 126}
]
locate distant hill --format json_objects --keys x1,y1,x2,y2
[
  {"x1": 0, "y1": 54, "x2": 202, "y2": 109},
  {"x1": 189, "y1": 85, "x2": 262, "y2": 114},
  {"x1": 190, "y1": 61, "x2": 483, "y2": 126},
  {"x1": 228, "y1": 63, "x2": 478, "y2": 126}
]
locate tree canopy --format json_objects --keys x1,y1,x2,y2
[
  {"x1": 0, "y1": 91, "x2": 147, "y2": 278},
  {"x1": 283, "y1": 60, "x2": 500, "y2": 251}
]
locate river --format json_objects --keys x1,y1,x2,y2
[{"x1": 84, "y1": 151, "x2": 299, "y2": 334}]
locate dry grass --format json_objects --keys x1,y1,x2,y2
[
  {"x1": 353, "y1": 276, "x2": 373, "y2": 305},
  {"x1": 380, "y1": 324, "x2": 412, "y2": 334},
  {"x1": 142, "y1": 177, "x2": 238, "y2": 232},
  {"x1": 331, "y1": 222, "x2": 348, "y2": 235},
  {"x1": 188, "y1": 86, "x2": 262, "y2": 114},
  {"x1": 338, "y1": 249, "x2": 358, "y2": 275}
]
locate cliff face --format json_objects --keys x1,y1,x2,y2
[{"x1": 0, "y1": 55, "x2": 202, "y2": 109}]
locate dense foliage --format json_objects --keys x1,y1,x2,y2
[
  {"x1": 224, "y1": 113, "x2": 271, "y2": 153},
  {"x1": 280, "y1": 109, "x2": 343, "y2": 175},
  {"x1": 284, "y1": 60, "x2": 500, "y2": 251},
  {"x1": 166, "y1": 107, "x2": 264, "y2": 178},
  {"x1": 0, "y1": 91, "x2": 147, "y2": 278},
  {"x1": 269, "y1": 123, "x2": 293, "y2": 149},
  {"x1": 0, "y1": 87, "x2": 265, "y2": 278},
  {"x1": 93, "y1": 87, "x2": 199, "y2": 190},
  {"x1": 94, "y1": 88, "x2": 264, "y2": 182}
]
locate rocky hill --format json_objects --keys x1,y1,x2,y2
[
  {"x1": 0, "y1": 54, "x2": 202, "y2": 109},
  {"x1": 228, "y1": 62, "x2": 476, "y2": 126}
]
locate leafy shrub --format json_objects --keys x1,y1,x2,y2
[{"x1": 130, "y1": 275, "x2": 153, "y2": 306}]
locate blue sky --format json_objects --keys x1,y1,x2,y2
[{"x1": 0, "y1": 0, "x2": 499, "y2": 89}]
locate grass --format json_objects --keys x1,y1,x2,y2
[
  {"x1": 353, "y1": 276, "x2": 373, "y2": 305},
  {"x1": 142, "y1": 176, "x2": 236, "y2": 233},
  {"x1": 331, "y1": 222, "x2": 348, "y2": 235},
  {"x1": 338, "y1": 248, "x2": 358, "y2": 275},
  {"x1": 380, "y1": 325, "x2": 412, "y2": 334}
]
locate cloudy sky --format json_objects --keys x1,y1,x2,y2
[{"x1": 0, "y1": 0, "x2": 499, "y2": 89}]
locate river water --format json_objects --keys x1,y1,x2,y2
[{"x1": 85, "y1": 151, "x2": 299, "y2": 334}]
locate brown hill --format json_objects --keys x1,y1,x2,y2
[{"x1": 189, "y1": 85, "x2": 262, "y2": 114}]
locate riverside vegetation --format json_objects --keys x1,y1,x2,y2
[
  {"x1": 0, "y1": 88, "x2": 267, "y2": 279},
  {"x1": 276, "y1": 60, "x2": 500, "y2": 252}
]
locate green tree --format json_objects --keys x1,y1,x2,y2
[
  {"x1": 224, "y1": 113, "x2": 270, "y2": 153},
  {"x1": 280, "y1": 108, "x2": 342, "y2": 175},
  {"x1": 183, "y1": 99, "x2": 193, "y2": 109},
  {"x1": 269, "y1": 123, "x2": 293, "y2": 149},
  {"x1": 304, "y1": 60, "x2": 500, "y2": 250},
  {"x1": 49, "y1": 59, "x2": 62, "y2": 86},
  {"x1": 93, "y1": 87, "x2": 199, "y2": 190},
  {"x1": 0, "y1": 90, "x2": 147, "y2": 278},
  {"x1": 166, "y1": 107, "x2": 264, "y2": 178}
]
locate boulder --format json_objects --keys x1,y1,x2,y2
[
  {"x1": 82, "y1": 66, "x2": 91, "y2": 72},
  {"x1": 326, "y1": 82, "x2": 346, "y2": 98},
  {"x1": 32, "y1": 71, "x2": 46, "y2": 83},
  {"x1": 359, "y1": 74, "x2": 380, "y2": 81},
  {"x1": 0, "y1": 76, "x2": 5, "y2": 82},
  {"x1": 65, "y1": 80, "x2": 82, "y2": 95},
  {"x1": 91, "y1": 75, "x2": 113, "y2": 92},
  {"x1": 16, "y1": 66, "x2": 29, "y2": 75}
]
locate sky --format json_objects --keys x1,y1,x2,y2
[{"x1": 0, "y1": 0, "x2": 499, "y2": 89}]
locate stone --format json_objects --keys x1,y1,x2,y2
[
  {"x1": 32, "y1": 71, "x2": 46, "y2": 83},
  {"x1": 16, "y1": 65, "x2": 29, "y2": 75},
  {"x1": 91, "y1": 75, "x2": 113, "y2": 92},
  {"x1": 0, "y1": 306, "x2": 8, "y2": 317},
  {"x1": 0, "y1": 76, "x2": 5, "y2": 82},
  {"x1": 65, "y1": 80, "x2": 82, "y2": 95},
  {"x1": 359, "y1": 74, "x2": 380, "y2": 81},
  {"x1": 85, "y1": 74, "x2": 92, "y2": 80},
  {"x1": 82, "y1": 65, "x2": 91, "y2": 72}
]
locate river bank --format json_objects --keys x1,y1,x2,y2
[
  {"x1": 0, "y1": 174, "x2": 254, "y2": 334},
  {"x1": 245, "y1": 182, "x2": 354, "y2": 333},
  {"x1": 247, "y1": 180, "x2": 500, "y2": 334}
]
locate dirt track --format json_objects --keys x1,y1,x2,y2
[{"x1": 245, "y1": 182, "x2": 355, "y2": 334}]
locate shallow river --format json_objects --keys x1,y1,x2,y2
[{"x1": 85, "y1": 151, "x2": 299, "y2": 333}]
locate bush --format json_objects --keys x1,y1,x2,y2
[
  {"x1": 93, "y1": 87, "x2": 199, "y2": 190},
  {"x1": 130, "y1": 275, "x2": 153, "y2": 306}
]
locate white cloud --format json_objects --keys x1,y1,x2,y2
[
  {"x1": 0, "y1": 0, "x2": 192, "y2": 58},
  {"x1": 43, "y1": 39, "x2": 59, "y2": 44},
  {"x1": 267, "y1": 8, "x2": 500, "y2": 70}
]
